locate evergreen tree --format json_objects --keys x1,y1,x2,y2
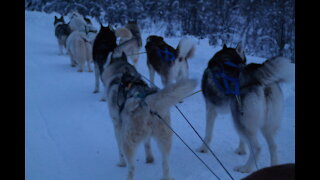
[{"x1": 25, "y1": 0, "x2": 295, "y2": 60}]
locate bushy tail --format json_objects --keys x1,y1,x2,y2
[
  {"x1": 176, "y1": 38, "x2": 197, "y2": 61},
  {"x1": 115, "y1": 27, "x2": 133, "y2": 40},
  {"x1": 145, "y1": 79, "x2": 197, "y2": 112},
  {"x1": 256, "y1": 56, "x2": 295, "y2": 86}
]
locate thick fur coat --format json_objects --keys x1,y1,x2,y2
[
  {"x1": 68, "y1": 12, "x2": 87, "y2": 33},
  {"x1": 66, "y1": 31, "x2": 92, "y2": 72},
  {"x1": 198, "y1": 43, "x2": 295, "y2": 173},
  {"x1": 145, "y1": 35, "x2": 196, "y2": 87},
  {"x1": 54, "y1": 16, "x2": 71, "y2": 55},
  {"x1": 102, "y1": 53, "x2": 197, "y2": 180},
  {"x1": 114, "y1": 21, "x2": 142, "y2": 66},
  {"x1": 92, "y1": 25, "x2": 117, "y2": 97}
]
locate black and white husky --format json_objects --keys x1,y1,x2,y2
[
  {"x1": 92, "y1": 24, "x2": 117, "y2": 96},
  {"x1": 145, "y1": 35, "x2": 196, "y2": 87},
  {"x1": 102, "y1": 52, "x2": 197, "y2": 180},
  {"x1": 92, "y1": 24, "x2": 143, "y2": 100},
  {"x1": 54, "y1": 16, "x2": 71, "y2": 55},
  {"x1": 198, "y1": 43, "x2": 295, "y2": 173}
]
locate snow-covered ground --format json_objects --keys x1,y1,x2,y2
[{"x1": 25, "y1": 11, "x2": 295, "y2": 180}]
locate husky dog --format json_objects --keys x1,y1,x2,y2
[
  {"x1": 80, "y1": 17, "x2": 97, "y2": 68},
  {"x1": 126, "y1": 21, "x2": 142, "y2": 47},
  {"x1": 92, "y1": 24, "x2": 117, "y2": 96},
  {"x1": 83, "y1": 16, "x2": 98, "y2": 43},
  {"x1": 145, "y1": 35, "x2": 196, "y2": 87},
  {"x1": 85, "y1": 25, "x2": 98, "y2": 44},
  {"x1": 198, "y1": 43, "x2": 295, "y2": 173},
  {"x1": 102, "y1": 52, "x2": 197, "y2": 180},
  {"x1": 66, "y1": 31, "x2": 93, "y2": 72},
  {"x1": 54, "y1": 16, "x2": 71, "y2": 55},
  {"x1": 113, "y1": 21, "x2": 142, "y2": 66},
  {"x1": 68, "y1": 11, "x2": 87, "y2": 33}
]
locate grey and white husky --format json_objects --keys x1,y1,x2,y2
[
  {"x1": 54, "y1": 16, "x2": 71, "y2": 55},
  {"x1": 145, "y1": 35, "x2": 196, "y2": 87},
  {"x1": 198, "y1": 43, "x2": 295, "y2": 173},
  {"x1": 102, "y1": 52, "x2": 197, "y2": 180},
  {"x1": 114, "y1": 21, "x2": 143, "y2": 66}
]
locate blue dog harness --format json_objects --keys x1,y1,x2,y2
[
  {"x1": 157, "y1": 48, "x2": 176, "y2": 62},
  {"x1": 212, "y1": 61, "x2": 240, "y2": 96}
]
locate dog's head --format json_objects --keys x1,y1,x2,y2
[
  {"x1": 146, "y1": 35, "x2": 163, "y2": 43},
  {"x1": 54, "y1": 16, "x2": 65, "y2": 25},
  {"x1": 145, "y1": 35, "x2": 165, "y2": 48},
  {"x1": 209, "y1": 42, "x2": 247, "y2": 78},
  {"x1": 97, "y1": 23, "x2": 116, "y2": 41}
]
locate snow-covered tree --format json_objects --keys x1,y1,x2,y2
[{"x1": 25, "y1": 0, "x2": 295, "y2": 61}]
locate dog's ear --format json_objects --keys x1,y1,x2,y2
[
  {"x1": 223, "y1": 44, "x2": 227, "y2": 50},
  {"x1": 100, "y1": 23, "x2": 104, "y2": 28},
  {"x1": 235, "y1": 42, "x2": 245, "y2": 60}
]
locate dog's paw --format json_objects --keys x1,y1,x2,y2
[
  {"x1": 93, "y1": 90, "x2": 99, "y2": 94},
  {"x1": 234, "y1": 147, "x2": 246, "y2": 155},
  {"x1": 146, "y1": 156, "x2": 154, "y2": 164},
  {"x1": 100, "y1": 97, "x2": 106, "y2": 102},
  {"x1": 71, "y1": 64, "x2": 76, "y2": 67},
  {"x1": 197, "y1": 146, "x2": 208, "y2": 153},
  {"x1": 234, "y1": 165, "x2": 252, "y2": 173},
  {"x1": 88, "y1": 69, "x2": 93, "y2": 72},
  {"x1": 77, "y1": 69, "x2": 83, "y2": 72}
]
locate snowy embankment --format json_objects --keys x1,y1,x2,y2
[{"x1": 25, "y1": 11, "x2": 295, "y2": 180}]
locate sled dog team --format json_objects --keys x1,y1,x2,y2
[{"x1": 54, "y1": 11, "x2": 295, "y2": 180}]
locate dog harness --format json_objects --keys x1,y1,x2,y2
[
  {"x1": 211, "y1": 61, "x2": 241, "y2": 96},
  {"x1": 157, "y1": 48, "x2": 176, "y2": 62},
  {"x1": 115, "y1": 38, "x2": 138, "y2": 52},
  {"x1": 85, "y1": 26, "x2": 98, "y2": 34},
  {"x1": 117, "y1": 72, "x2": 158, "y2": 113}
]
